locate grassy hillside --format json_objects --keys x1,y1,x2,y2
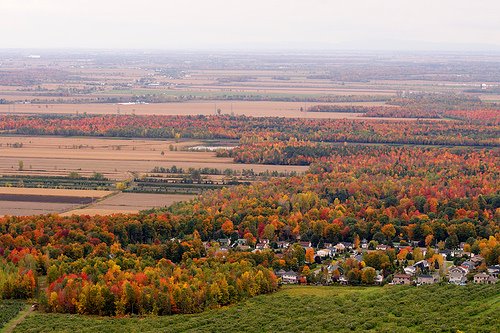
[
  {"x1": 0, "y1": 300, "x2": 26, "y2": 331},
  {"x1": 12, "y1": 284, "x2": 499, "y2": 333}
]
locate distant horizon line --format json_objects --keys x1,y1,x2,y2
[{"x1": 1, "y1": 47, "x2": 500, "y2": 55}]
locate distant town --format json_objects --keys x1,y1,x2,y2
[{"x1": 212, "y1": 237, "x2": 499, "y2": 286}]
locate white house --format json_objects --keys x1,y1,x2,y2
[
  {"x1": 404, "y1": 266, "x2": 417, "y2": 276},
  {"x1": 448, "y1": 266, "x2": 468, "y2": 285},
  {"x1": 339, "y1": 275, "x2": 349, "y2": 285},
  {"x1": 334, "y1": 243, "x2": 346, "y2": 253},
  {"x1": 317, "y1": 248, "x2": 332, "y2": 258},
  {"x1": 281, "y1": 271, "x2": 299, "y2": 284}
]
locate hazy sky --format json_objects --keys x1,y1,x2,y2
[{"x1": 1, "y1": 0, "x2": 499, "y2": 50}]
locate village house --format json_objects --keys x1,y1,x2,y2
[
  {"x1": 218, "y1": 238, "x2": 231, "y2": 247},
  {"x1": 473, "y1": 273, "x2": 498, "y2": 284},
  {"x1": 275, "y1": 269, "x2": 286, "y2": 277},
  {"x1": 439, "y1": 249, "x2": 452, "y2": 260},
  {"x1": 236, "y1": 238, "x2": 247, "y2": 246},
  {"x1": 403, "y1": 259, "x2": 430, "y2": 276},
  {"x1": 361, "y1": 239, "x2": 368, "y2": 249},
  {"x1": 416, "y1": 275, "x2": 438, "y2": 285},
  {"x1": 470, "y1": 255, "x2": 484, "y2": 267},
  {"x1": 438, "y1": 248, "x2": 465, "y2": 259},
  {"x1": 234, "y1": 238, "x2": 250, "y2": 250},
  {"x1": 276, "y1": 241, "x2": 290, "y2": 249},
  {"x1": 460, "y1": 261, "x2": 475, "y2": 271},
  {"x1": 334, "y1": 243, "x2": 346, "y2": 253},
  {"x1": 299, "y1": 241, "x2": 312, "y2": 248},
  {"x1": 462, "y1": 251, "x2": 472, "y2": 258},
  {"x1": 393, "y1": 274, "x2": 412, "y2": 285},
  {"x1": 281, "y1": 271, "x2": 299, "y2": 284},
  {"x1": 404, "y1": 266, "x2": 417, "y2": 276},
  {"x1": 275, "y1": 269, "x2": 299, "y2": 284},
  {"x1": 375, "y1": 274, "x2": 384, "y2": 285},
  {"x1": 448, "y1": 266, "x2": 468, "y2": 285},
  {"x1": 255, "y1": 242, "x2": 270, "y2": 250},
  {"x1": 414, "y1": 260, "x2": 430, "y2": 271},
  {"x1": 341, "y1": 242, "x2": 354, "y2": 250},
  {"x1": 487, "y1": 265, "x2": 500, "y2": 278},
  {"x1": 326, "y1": 246, "x2": 337, "y2": 256},
  {"x1": 316, "y1": 248, "x2": 332, "y2": 258},
  {"x1": 376, "y1": 244, "x2": 389, "y2": 251}
]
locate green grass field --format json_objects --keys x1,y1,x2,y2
[
  {"x1": 0, "y1": 300, "x2": 27, "y2": 331},
  {"x1": 11, "y1": 284, "x2": 500, "y2": 333}
]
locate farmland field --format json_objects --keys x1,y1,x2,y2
[
  {"x1": 0, "y1": 50, "x2": 499, "y2": 333},
  {"x1": 0, "y1": 201, "x2": 78, "y2": 216},
  {"x1": 0, "y1": 136, "x2": 308, "y2": 180},
  {"x1": 0, "y1": 187, "x2": 196, "y2": 216},
  {"x1": 0, "y1": 187, "x2": 110, "y2": 198},
  {"x1": 0, "y1": 101, "x2": 409, "y2": 120},
  {"x1": 61, "y1": 192, "x2": 196, "y2": 215},
  {"x1": 10, "y1": 285, "x2": 500, "y2": 333},
  {"x1": 0, "y1": 187, "x2": 112, "y2": 216}
]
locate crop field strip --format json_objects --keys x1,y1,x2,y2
[{"x1": 0, "y1": 101, "x2": 427, "y2": 120}]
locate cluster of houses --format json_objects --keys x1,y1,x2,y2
[
  {"x1": 392, "y1": 266, "x2": 499, "y2": 286},
  {"x1": 212, "y1": 238, "x2": 498, "y2": 286}
]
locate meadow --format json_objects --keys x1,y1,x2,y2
[{"x1": 11, "y1": 284, "x2": 500, "y2": 333}]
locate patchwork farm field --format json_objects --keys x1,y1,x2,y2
[
  {"x1": 0, "y1": 187, "x2": 196, "y2": 216},
  {"x1": 10, "y1": 285, "x2": 500, "y2": 333},
  {"x1": 61, "y1": 192, "x2": 196, "y2": 216},
  {"x1": 0, "y1": 136, "x2": 308, "y2": 180},
  {"x1": 0, "y1": 135, "x2": 306, "y2": 216},
  {"x1": 0, "y1": 187, "x2": 112, "y2": 216}
]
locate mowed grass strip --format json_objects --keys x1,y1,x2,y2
[{"x1": 12, "y1": 284, "x2": 500, "y2": 333}]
